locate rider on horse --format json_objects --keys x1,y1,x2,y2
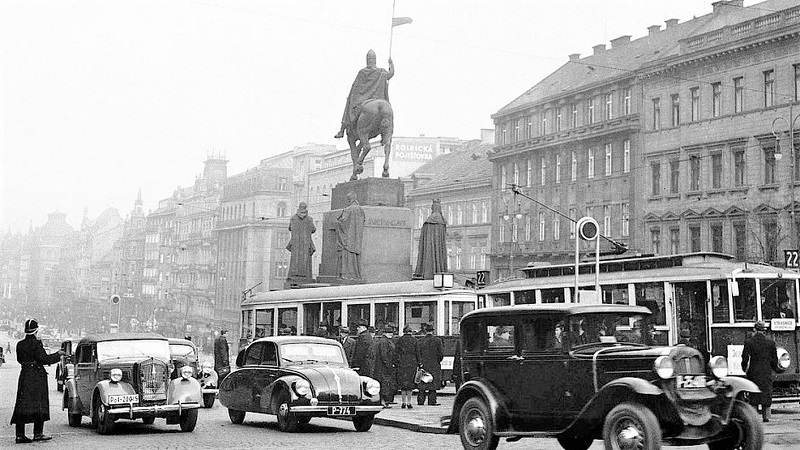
[{"x1": 335, "y1": 49, "x2": 394, "y2": 139}]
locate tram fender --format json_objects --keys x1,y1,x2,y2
[{"x1": 446, "y1": 379, "x2": 513, "y2": 434}]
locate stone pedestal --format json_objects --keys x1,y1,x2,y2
[{"x1": 319, "y1": 179, "x2": 412, "y2": 284}]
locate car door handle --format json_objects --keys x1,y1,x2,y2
[{"x1": 506, "y1": 355, "x2": 524, "y2": 361}]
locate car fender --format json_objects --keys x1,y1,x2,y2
[
  {"x1": 198, "y1": 369, "x2": 218, "y2": 389},
  {"x1": 721, "y1": 375, "x2": 760, "y2": 398},
  {"x1": 167, "y1": 377, "x2": 203, "y2": 404},
  {"x1": 266, "y1": 375, "x2": 306, "y2": 411},
  {"x1": 446, "y1": 379, "x2": 513, "y2": 434},
  {"x1": 714, "y1": 376, "x2": 761, "y2": 423},
  {"x1": 63, "y1": 378, "x2": 82, "y2": 412}
]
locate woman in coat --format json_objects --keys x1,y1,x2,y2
[
  {"x1": 395, "y1": 325, "x2": 419, "y2": 409},
  {"x1": 417, "y1": 323, "x2": 444, "y2": 406},
  {"x1": 10, "y1": 319, "x2": 64, "y2": 444}
]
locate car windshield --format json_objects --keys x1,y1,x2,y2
[
  {"x1": 280, "y1": 343, "x2": 345, "y2": 365},
  {"x1": 170, "y1": 344, "x2": 196, "y2": 358},
  {"x1": 570, "y1": 312, "x2": 651, "y2": 349},
  {"x1": 97, "y1": 339, "x2": 170, "y2": 361}
]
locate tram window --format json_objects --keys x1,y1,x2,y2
[
  {"x1": 760, "y1": 278, "x2": 796, "y2": 320},
  {"x1": 602, "y1": 284, "x2": 629, "y2": 305},
  {"x1": 489, "y1": 293, "x2": 510, "y2": 307},
  {"x1": 634, "y1": 282, "x2": 666, "y2": 326},
  {"x1": 375, "y1": 303, "x2": 399, "y2": 332},
  {"x1": 733, "y1": 278, "x2": 757, "y2": 322},
  {"x1": 448, "y1": 302, "x2": 475, "y2": 336},
  {"x1": 541, "y1": 288, "x2": 565, "y2": 303},
  {"x1": 405, "y1": 301, "x2": 437, "y2": 334},
  {"x1": 347, "y1": 304, "x2": 371, "y2": 330},
  {"x1": 515, "y1": 290, "x2": 536, "y2": 304},
  {"x1": 242, "y1": 310, "x2": 254, "y2": 341},
  {"x1": 255, "y1": 309, "x2": 273, "y2": 338},
  {"x1": 711, "y1": 280, "x2": 730, "y2": 323},
  {"x1": 278, "y1": 308, "x2": 298, "y2": 335}
]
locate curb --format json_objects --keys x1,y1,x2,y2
[{"x1": 372, "y1": 417, "x2": 448, "y2": 434}]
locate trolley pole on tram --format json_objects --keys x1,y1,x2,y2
[{"x1": 772, "y1": 105, "x2": 800, "y2": 258}]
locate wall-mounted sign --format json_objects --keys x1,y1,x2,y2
[{"x1": 771, "y1": 318, "x2": 796, "y2": 331}]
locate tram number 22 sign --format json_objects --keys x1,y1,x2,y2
[{"x1": 785, "y1": 249, "x2": 800, "y2": 269}]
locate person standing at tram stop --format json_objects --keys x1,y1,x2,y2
[
  {"x1": 417, "y1": 323, "x2": 444, "y2": 406},
  {"x1": 339, "y1": 326, "x2": 356, "y2": 363},
  {"x1": 742, "y1": 321, "x2": 781, "y2": 422},
  {"x1": 351, "y1": 320, "x2": 374, "y2": 378},
  {"x1": 214, "y1": 329, "x2": 231, "y2": 383},
  {"x1": 374, "y1": 323, "x2": 398, "y2": 408},
  {"x1": 396, "y1": 325, "x2": 419, "y2": 409},
  {"x1": 10, "y1": 319, "x2": 65, "y2": 444}
]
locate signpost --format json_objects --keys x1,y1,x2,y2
[
  {"x1": 476, "y1": 270, "x2": 489, "y2": 287},
  {"x1": 110, "y1": 294, "x2": 121, "y2": 332},
  {"x1": 785, "y1": 249, "x2": 800, "y2": 269}
]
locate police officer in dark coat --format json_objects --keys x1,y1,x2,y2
[
  {"x1": 10, "y1": 319, "x2": 64, "y2": 444},
  {"x1": 214, "y1": 329, "x2": 231, "y2": 382},
  {"x1": 417, "y1": 323, "x2": 444, "y2": 406},
  {"x1": 351, "y1": 320, "x2": 374, "y2": 378},
  {"x1": 374, "y1": 323, "x2": 398, "y2": 407},
  {"x1": 395, "y1": 325, "x2": 419, "y2": 409},
  {"x1": 742, "y1": 321, "x2": 781, "y2": 422}
]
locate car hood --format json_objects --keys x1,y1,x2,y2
[
  {"x1": 290, "y1": 364, "x2": 363, "y2": 402},
  {"x1": 98, "y1": 356, "x2": 170, "y2": 367}
]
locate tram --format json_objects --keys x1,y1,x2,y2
[
  {"x1": 239, "y1": 279, "x2": 477, "y2": 383},
  {"x1": 478, "y1": 252, "x2": 800, "y2": 400}
]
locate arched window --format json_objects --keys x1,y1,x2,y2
[{"x1": 277, "y1": 202, "x2": 287, "y2": 217}]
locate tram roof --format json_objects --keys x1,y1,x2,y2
[{"x1": 243, "y1": 279, "x2": 476, "y2": 307}]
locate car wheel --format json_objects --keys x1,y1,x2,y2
[
  {"x1": 228, "y1": 408, "x2": 246, "y2": 424},
  {"x1": 557, "y1": 434, "x2": 594, "y2": 450},
  {"x1": 141, "y1": 416, "x2": 156, "y2": 425},
  {"x1": 179, "y1": 409, "x2": 198, "y2": 432},
  {"x1": 459, "y1": 397, "x2": 499, "y2": 450},
  {"x1": 93, "y1": 397, "x2": 115, "y2": 435},
  {"x1": 274, "y1": 390, "x2": 300, "y2": 432},
  {"x1": 203, "y1": 393, "x2": 216, "y2": 408},
  {"x1": 298, "y1": 416, "x2": 311, "y2": 425},
  {"x1": 708, "y1": 400, "x2": 763, "y2": 450},
  {"x1": 352, "y1": 414, "x2": 375, "y2": 432},
  {"x1": 602, "y1": 402, "x2": 661, "y2": 450}
]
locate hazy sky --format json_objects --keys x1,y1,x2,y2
[{"x1": 1, "y1": 0, "x2": 722, "y2": 233}]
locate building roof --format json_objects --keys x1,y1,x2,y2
[
  {"x1": 408, "y1": 139, "x2": 493, "y2": 196},
  {"x1": 494, "y1": 0, "x2": 795, "y2": 117}
]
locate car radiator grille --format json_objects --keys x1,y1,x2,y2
[
  {"x1": 136, "y1": 360, "x2": 167, "y2": 401},
  {"x1": 673, "y1": 354, "x2": 704, "y2": 375}
]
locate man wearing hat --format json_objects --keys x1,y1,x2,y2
[
  {"x1": 214, "y1": 329, "x2": 231, "y2": 383},
  {"x1": 10, "y1": 319, "x2": 65, "y2": 443},
  {"x1": 374, "y1": 323, "x2": 398, "y2": 408},
  {"x1": 396, "y1": 325, "x2": 419, "y2": 409},
  {"x1": 417, "y1": 323, "x2": 444, "y2": 406},
  {"x1": 339, "y1": 325, "x2": 356, "y2": 364},
  {"x1": 351, "y1": 320, "x2": 374, "y2": 378},
  {"x1": 742, "y1": 321, "x2": 780, "y2": 422}
]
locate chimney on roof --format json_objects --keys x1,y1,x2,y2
[
  {"x1": 592, "y1": 44, "x2": 606, "y2": 55},
  {"x1": 610, "y1": 35, "x2": 631, "y2": 48},
  {"x1": 648, "y1": 25, "x2": 661, "y2": 35},
  {"x1": 569, "y1": 53, "x2": 581, "y2": 61},
  {"x1": 665, "y1": 18, "x2": 679, "y2": 28},
  {"x1": 713, "y1": 0, "x2": 742, "y2": 13}
]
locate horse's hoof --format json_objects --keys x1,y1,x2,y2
[
  {"x1": 356, "y1": 165, "x2": 364, "y2": 175},
  {"x1": 350, "y1": 175, "x2": 358, "y2": 181},
  {"x1": 382, "y1": 171, "x2": 389, "y2": 178}
]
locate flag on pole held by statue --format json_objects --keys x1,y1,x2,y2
[{"x1": 392, "y1": 17, "x2": 412, "y2": 27}]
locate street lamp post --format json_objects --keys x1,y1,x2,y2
[{"x1": 771, "y1": 105, "x2": 800, "y2": 252}]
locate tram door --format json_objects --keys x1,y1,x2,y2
[{"x1": 674, "y1": 282, "x2": 710, "y2": 355}]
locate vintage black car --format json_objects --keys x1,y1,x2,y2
[
  {"x1": 447, "y1": 304, "x2": 764, "y2": 450},
  {"x1": 219, "y1": 336, "x2": 383, "y2": 432},
  {"x1": 169, "y1": 338, "x2": 219, "y2": 408},
  {"x1": 62, "y1": 332, "x2": 202, "y2": 434}
]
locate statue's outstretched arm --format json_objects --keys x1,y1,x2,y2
[{"x1": 388, "y1": 58, "x2": 394, "y2": 79}]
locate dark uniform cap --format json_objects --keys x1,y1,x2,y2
[
  {"x1": 24, "y1": 318, "x2": 39, "y2": 334},
  {"x1": 754, "y1": 321, "x2": 768, "y2": 331}
]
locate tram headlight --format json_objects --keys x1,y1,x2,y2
[
  {"x1": 777, "y1": 347, "x2": 791, "y2": 371},
  {"x1": 654, "y1": 356, "x2": 674, "y2": 379},
  {"x1": 708, "y1": 356, "x2": 728, "y2": 378},
  {"x1": 109, "y1": 368, "x2": 123, "y2": 383}
]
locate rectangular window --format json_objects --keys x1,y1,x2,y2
[
  {"x1": 670, "y1": 227, "x2": 680, "y2": 254},
  {"x1": 539, "y1": 212, "x2": 546, "y2": 242},
  {"x1": 499, "y1": 220, "x2": 505, "y2": 242},
  {"x1": 652, "y1": 98, "x2": 661, "y2": 130},
  {"x1": 541, "y1": 113, "x2": 548, "y2": 135},
  {"x1": 689, "y1": 225, "x2": 701, "y2": 252},
  {"x1": 525, "y1": 214, "x2": 531, "y2": 241},
  {"x1": 764, "y1": 69, "x2": 775, "y2": 108},
  {"x1": 526, "y1": 159, "x2": 532, "y2": 187},
  {"x1": 472, "y1": 202, "x2": 478, "y2": 224},
  {"x1": 513, "y1": 162, "x2": 520, "y2": 186},
  {"x1": 623, "y1": 140, "x2": 630, "y2": 173},
  {"x1": 671, "y1": 94, "x2": 680, "y2": 127},
  {"x1": 764, "y1": 146, "x2": 777, "y2": 184},
  {"x1": 513, "y1": 120, "x2": 520, "y2": 142},
  {"x1": 605, "y1": 92, "x2": 613, "y2": 120},
  {"x1": 621, "y1": 203, "x2": 630, "y2": 237},
  {"x1": 569, "y1": 208, "x2": 577, "y2": 237},
  {"x1": 470, "y1": 245, "x2": 477, "y2": 269},
  {"x1": 712, "y1": 82, "x2": 721, "y2": 117},
  {"x1": 555, "y1": 107, "x2": 562, "y2": 132},
  {"x1": 690, "y1": 87, "x2": 699, "y2": 121},
  {"x1": 555, "y1": 154, "x2": 562, "y2": 183},
  {"x1": 734, "y1": 148, "x2": 746, "y2": 186},
  {"x1": 689, "y1": 155, "x2": 700, "y2": 191},
  {"x1": 795, "y1": 64, "x2": 800, "y2": 102},
  {"x1": 623, "y1": 88, "x2": 631, "y2": 116},
  {"x1": 553, "y1": 216, "x2": 560, "y2": 240},
  {"x1": 734, "y1": 77, "x2": 744, "y2": 113},
  {"x1": 482, "y1": 201, "x2": 488, "y2": 223},
  {"x1": 571, "y1": 151, "x2": 577, "y2": 181},
  {"x1": 526, "y1": 116, "x2": 533, "y2": 138},
  {"x1": 711, "y1": 223, "x2": 723, "y2": 253},
  {"x1": 764, "y1": 216, "x2": 778, "y2": 262},
  {"x1": 651, "y1": 161, "x2": 661, "y2": 195},
  {"x1": 588, "y1": 148, "x2": 595, "y2": 178},
  {"x1": 711, "y1": 153, "x2": 722, "y2": 189},
  {"x1": 733, "y1": 221, "x2": 747, "y2": 261},
  {"x1": 500, "y1": 166, "x2": 507, "y2": 191},
  {"x1": 603, "y1": 206, "x2": 611, "y2": 235},
  {"x1": 670, "y1": 159, "x2": 680, "y2": 194},
  {"x1": 605, "y1": 143, "x2": 612, "y2": 176},
  {"x1": 571, "y1": 103, "x2": 578, "y2": 128},
  {"x1": 650, "y1": 228, "x2": 661, "y2": 254},
  {"x1": 588, "y1": 98, "x2": 595, "y2": 124},
  {"x1": 501, "y1": 124, "x2": 507, "y2": 144},
  {"x1": 540, "y1": 157, "x2": 546, "y2": 186}
]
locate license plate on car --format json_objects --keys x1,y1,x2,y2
[
  {"x1": 108, "y1": 394, "x2": 139, "y2": 405},
  {"x1": 327, "y1": 406, "x2": 355, "y2": 416},
  {"x1": 676, "y1": 375, "x2": 706, "y2": 389}
]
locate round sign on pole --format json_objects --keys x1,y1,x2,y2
[
  {"x1": 110, "y1": 294, "x2": 121, "y2": 305},
  {"x1": 577, "y1": 217, "x2": 600, "y2": 241}
]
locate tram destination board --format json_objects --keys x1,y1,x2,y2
[{"x1": 785, "y1": 249, "x2": 800, "y2": 269}]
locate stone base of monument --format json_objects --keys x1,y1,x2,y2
[
  {"x1": 284, "y1": 276, "x2": 316, "y2": 289},
  {"x1": 330, "y1": 177, "x2": 405, "y2": 209}
]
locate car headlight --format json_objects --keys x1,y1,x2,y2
[
  {"x1": 364, "y1": 378, "x2": 380, "y2": 396},
  {"x1": 709, "y1": 355, "x2": 729, "y2": 378},
  {"x1": 293, "y1": 379, "x2": 311, "y2": 397},
  {"x1": 654, "y1": 355, "x2": 674, "y2": 379},
  {"x1": 180, "y1": 365, "x2": 194, "y2": 380},
  {"x1": 778, "y1": 347, "x2": 791, "y2": 370},
  {"x1": 109, "y1": 368, "x2": 123, "y2": 383}
]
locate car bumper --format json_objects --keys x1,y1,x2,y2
[
  {"x1": 202, "y1": 388, "x2": 219, "y2": 395},
  {"x1": 107, "y1": 402, "x2": 202, "y2": 419},
  {"x1": 289, "y1": 405, "x2": 384, "y2": 414}
]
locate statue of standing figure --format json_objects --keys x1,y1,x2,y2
[
  {"x1": 286, "y1": 202, "x2": 316, "y2": 280},
  {"x1": 413, "y1": 199, "x2": 448, "y2": 280},
  {"x1": 336, "y1": 191, "x2": 365, "y2": 281}
]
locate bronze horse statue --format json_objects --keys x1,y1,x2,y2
[{"x1": 346, "y1": 99, "x2": 394, "y2": 181}]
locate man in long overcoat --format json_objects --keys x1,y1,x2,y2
[
  {"x1": 339, "y1": 326, "x2": 356, "y2": 364},
  {"x1": 742, "y1": 321, "x2": 781, "y2": 422},
  {"x1": 395, "y1": 325, "x2": 419, "y2": 409},
  {"x1": 214, "y1": 329, "x2": 231, "y2": 382},
  {"x1": 417, "y1": 323, "x2": 444, "y2": 406},
  {"x1": 10, "y1": 319, "x2": 64, "y2": 444},
  {"x1": 374, "y1": 323, "x2": 397, "y2": 407},
  {"x1": 351, "y1": 320, "x2": 374, "y2": 377}
]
